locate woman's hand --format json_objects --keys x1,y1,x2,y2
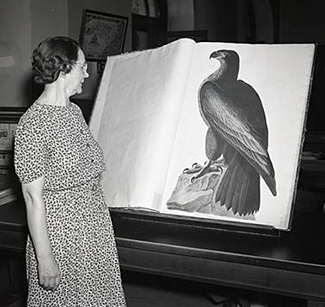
[{"x1": 38, "y1": 256, "x2": 61, "y2": 291}]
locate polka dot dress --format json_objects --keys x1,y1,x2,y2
[{"x1": 14, "y1": 101, "x2": 127, "y2": 306}]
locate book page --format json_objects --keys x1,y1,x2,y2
[
  {"x1": 160, "y1": 42, "x2": 315, "y2": 230},
  {"x1": 90, "y1": 39, "x2": 196, "y2": 210}
]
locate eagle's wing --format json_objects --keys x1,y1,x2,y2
[{"x1": 199, "y1": 80, "x2": 276, "y2": 196}]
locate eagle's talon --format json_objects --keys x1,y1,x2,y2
[{"x1": 211, "y1": 164, "x2": 224, "y2": 174}]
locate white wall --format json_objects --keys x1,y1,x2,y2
[
  {"x1": 0, "y1": 0, "x2": 132, "y2": 107},
  {"x1": 0, "y1": 0, "x2": 32, "y2": 107},
  {"x1": 31, "y1": 0, "x2": 69, "y2": 49}
]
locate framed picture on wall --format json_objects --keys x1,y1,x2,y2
[{"x1": 79, "y1": 9, "x2": 128, "y2": 61}]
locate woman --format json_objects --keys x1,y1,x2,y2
[{"x1": 14, "y1": 36, "x2": 127, "y2": 306}]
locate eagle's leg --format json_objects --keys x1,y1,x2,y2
[
  {"x1": 190, "y1": 128, "x2": 224, "y2": 183},
  {"x1": 190, "y1": 160, "x2": 212, "y2": 183},
  {"x1": 191, "y1": 159, "x2": 224, "y2": 183},
  {"x1": 183, "y1": 163, "x2": 203, "y2": 174}
]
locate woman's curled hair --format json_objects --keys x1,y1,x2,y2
[{"x1": 32, "y1": 36, "x2": 80, "y2": 85}]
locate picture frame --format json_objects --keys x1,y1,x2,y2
[
  {"x1": 79, "y1": 9, "x2": 128, "y2": 61},
  {"x1": 166, "y1": 30, "x2": 208, "y2": 44}
]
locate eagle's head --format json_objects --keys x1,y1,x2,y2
[{"x1": 209, "y1": 50, "x2": 239, "y2": 64}]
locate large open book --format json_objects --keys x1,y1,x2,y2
[{"x1": 90, "y1": 38, "x2": 315, "y2": 230}]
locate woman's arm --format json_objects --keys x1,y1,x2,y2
[{"x1": 22, "y1": 176, "x2": 61, "y2": 291}]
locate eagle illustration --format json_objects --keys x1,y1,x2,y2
[{"x1": 190, "y1": 49, "x2": 277, "y2": 216}]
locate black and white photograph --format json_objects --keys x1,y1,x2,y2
[{"x1": 1, "y1": 1, "x2": 325, "y2": 307}]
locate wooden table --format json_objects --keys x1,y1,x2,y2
[
  {"x1": 110, "y1": 208, "x2": 325, "y2": 302},
  {"x1": 1, "y1": 199, "x2": 325, "y2": 303}
]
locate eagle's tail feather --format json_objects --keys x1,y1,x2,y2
[{"x1": 216, "y1": 154, "x2": 260, "y2": 215}]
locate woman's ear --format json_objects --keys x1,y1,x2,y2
[
  {"x1": 59, "y1": 71, "x2": 67, "y2": 79},
  {"x1": 59, "y1": 63, "x2": 73, "y2": 79}
]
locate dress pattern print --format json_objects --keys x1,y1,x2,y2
[{"x1": 14, "y1": 101, "x2": 126, "y2": 306}]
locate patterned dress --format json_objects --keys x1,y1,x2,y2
[{"x1": 14, "y1": 101, "x2": 126, "y2": 306}]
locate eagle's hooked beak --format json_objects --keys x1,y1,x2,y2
[{"x1": 209, "y1": 50, "x2": 227, "y2": 60}]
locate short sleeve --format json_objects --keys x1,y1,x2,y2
[{"x1": 14, "y1": 121, "x2": 47, "y2": 184}]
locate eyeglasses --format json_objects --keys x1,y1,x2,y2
[{"x1": 75, "y1": 61, "x2": 88, "y2": 70}]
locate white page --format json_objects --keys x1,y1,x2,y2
[
  {"x1": 90, "y1": 39, "x2": 196, "y2": 210},
  {"x1": 160, "y1": 42, "x2": 315, "y2": 230}
]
